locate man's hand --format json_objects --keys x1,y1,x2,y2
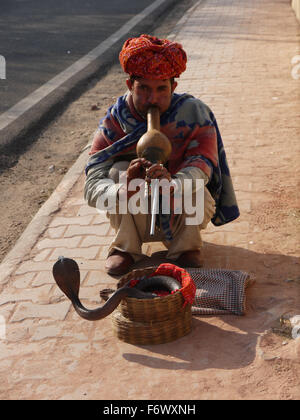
[
  {"x1": 145, "y1": 163, "x2": 176, "y2": 197},
  {"x1": 118, "y1": 159, "x2": 174, "y2": 201},
  {"x1": 126, "y1": 158, "x2": 152, "y2": 182},
  {"x1": 145, "y1": 163, "x2": 172, "y2": 183},
  {"x1": 118, "y1": 158, "x2": 152, "y2": 201}
]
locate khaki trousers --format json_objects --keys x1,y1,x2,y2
[{"x1": 106, "y1": 182, "x2": 216, "y2": 262}]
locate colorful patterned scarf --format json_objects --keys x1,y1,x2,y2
[{"x1": 86, "y1": 92, "x2": 239, "y2": 239}]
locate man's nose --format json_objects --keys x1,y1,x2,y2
[{"x1": 148, "y1": 90, "x2": 158, "y2": 104}]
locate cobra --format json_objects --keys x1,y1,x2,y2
[{"x1": 52, "y1": 257, "x2": 181, "y2": 321}]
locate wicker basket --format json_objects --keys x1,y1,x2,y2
[
  {"x1": 112, "y1": 309, "x2": 192, "y2": 345},
  {"x1": 112, "y1": 266, "x2": 193, "y2": 344}
]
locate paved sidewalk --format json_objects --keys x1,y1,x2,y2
[{"x1": 1, "y1": 0, "x2": 300, "y2": 400}]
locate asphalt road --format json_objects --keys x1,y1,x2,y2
[{"x1": 0, "y1": 0, "x2": 156, "y2": 115}]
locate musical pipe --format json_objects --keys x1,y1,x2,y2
[{"x1": 136, "y1": 106, "x2": 172, "y2": 236}]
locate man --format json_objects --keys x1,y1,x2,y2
[{"x1": 84, "y1": 34, "x2": 239, "y2": 275}]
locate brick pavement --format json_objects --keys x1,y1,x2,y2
[{"x1": 0, "y1": 0, "x2": 299, "y2": 400}]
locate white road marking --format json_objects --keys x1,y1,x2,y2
[{"x1": 0, "y1": 0, "x2": 169, "y2": 132}]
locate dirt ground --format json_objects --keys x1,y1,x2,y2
[
  {"x1": 0, "y1": 0, "x2": 197, "y2": 264},
  {"x1": 0, "y1": 70, "x2": 124, "y2": 262}
]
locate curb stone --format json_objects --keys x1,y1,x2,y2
[{"x1": 0, "y1": 148, "x2": 89, "y2": 286}]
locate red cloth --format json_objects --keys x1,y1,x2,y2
[
  {"x1": 150, "y1": 263, "x2": 196, "y2": 307},
  {"x1": 129, "y1": 263, "x2": 196, "y2": 307},
  {"x1": 119, "y1": 34, "x2": 187, "y2": 79}
]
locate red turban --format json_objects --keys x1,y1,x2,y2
[{"x1": 119, "y1": 34, "x2": 187, "y2": 79}]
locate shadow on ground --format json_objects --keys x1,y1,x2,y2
[{"x1": 120, "y1": 241, "x2": 299, "y2": 371}]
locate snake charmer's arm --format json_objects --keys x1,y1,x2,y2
[
  {"x1": 84, "y1": 159, "x2": 123, "y2": 210},
  {"x1": 174, "y1": 166, "x2": 209, "y2": 192},
  {"x1": 84, "y1": 158, "x2": 209, "y2": 209}
]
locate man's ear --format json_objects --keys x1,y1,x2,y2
[
  {"x1": 126, "y1": 78, "x2": 133, "y2": 91},
  {"x1": 171, "y1": 81, "x2": 178, "y2": 93}
]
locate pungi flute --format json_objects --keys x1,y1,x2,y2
[{"x1": 136, "y1": 106, "x2": 172, "y2": 236}]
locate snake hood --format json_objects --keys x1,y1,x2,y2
[{"x1": 52, "y1": 257, "x2": 181, "y2": 321}]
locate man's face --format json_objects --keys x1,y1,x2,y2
[{"x1": 126, "y1": 77, "x2": 177, "y2": 117}]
